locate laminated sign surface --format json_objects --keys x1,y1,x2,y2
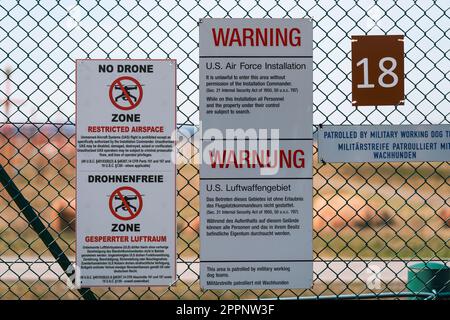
[
  {"x1": 200, "y1": 19, "x2": 313, "y2": 289},
  {"x1": 76, "y1": 59, "x2": 176, "y2": 287}
]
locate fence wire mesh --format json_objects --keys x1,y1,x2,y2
[{"x1": 0, "y1": 0, "x2": 449, "y2": 300}]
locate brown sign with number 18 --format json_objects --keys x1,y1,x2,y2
[{"x1": 352, "y1": 35, "x2": 404, "y2": 106}]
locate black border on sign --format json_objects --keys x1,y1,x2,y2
[{"x1": 75, "y1": 58, "x2": 177, "y2": 288}]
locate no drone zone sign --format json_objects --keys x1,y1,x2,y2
[{"x1": 76, "y1": 59, "x2": 176, "y2": 287}]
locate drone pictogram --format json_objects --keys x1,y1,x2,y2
[
  {"x1": 108, "y1": 186, "x2": 143, "y2": 221},
  {"x1": 109, "y1": 76, "x2": 143, "y2": 111},
  {"x1": 114, "y1": 84, "x2": 138, "y2": 103}
]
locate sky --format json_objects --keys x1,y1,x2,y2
[{"x1": 0, "y1": 0, "x2": 448, "y2": 127}]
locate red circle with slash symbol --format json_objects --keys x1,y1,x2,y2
[
  {"x1": 109, "y1": 186, "x2": 143, "y2": 221},
  {"x1": 109, "y1": 76, "x2": 143, "y2": 111}
]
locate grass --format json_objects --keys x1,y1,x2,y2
[{"x1": 0, "y1": 277, "x2": 409, "y2": 300}]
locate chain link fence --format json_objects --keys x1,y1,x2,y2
[{"x1": 0, "y1": 0, "x2": 448, "y2": 299}]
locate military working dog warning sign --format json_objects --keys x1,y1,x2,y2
[{"x1": 76, "y1": 59, "x2": 176, "y2": 287}]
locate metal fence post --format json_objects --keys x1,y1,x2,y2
[{"x1": 0, "y1": 164, "x2": 97, "y2": 300}]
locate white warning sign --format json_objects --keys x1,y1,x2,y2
[
  {"x1": 318, "y1": 124, "x2": 450, "y2": 163},
  {"x1": 200, "y1": 18, "x2": 313, "y2": 289},
  {"x1": 76, "y1": 59, "x2": 176, "y2": 287}
]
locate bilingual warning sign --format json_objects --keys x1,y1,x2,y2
[
  {"x1": 109, "y1": 76, "x2": 143, "y2": 110},
  {"x1": 199, "y1": 18, "x2": 313, "y2": 289},
  {"x1": 76, "y1": 59, "x2": 176, "y2": 287}
]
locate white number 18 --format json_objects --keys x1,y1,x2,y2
[{"x1": 356, "y1": 57, "x2": 399, "y2": 89}]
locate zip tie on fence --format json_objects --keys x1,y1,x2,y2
[{"x1": 0, "y1": 164, "x2": 97, "y2": 300}]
